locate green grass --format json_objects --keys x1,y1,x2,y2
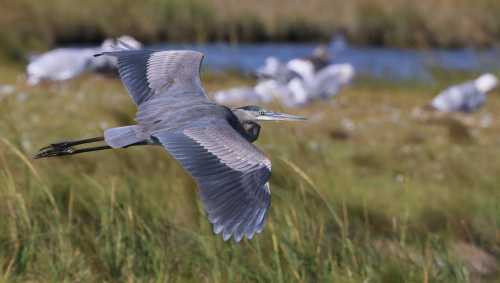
[{"x1": 0, "y1": 66, "x2": 499, "y2": 282}]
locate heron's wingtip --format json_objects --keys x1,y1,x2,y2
[{"x1": 93, "y1": 52, "x2": 104, "y2": 57}]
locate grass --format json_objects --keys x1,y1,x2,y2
[
  {"x1": 2, "y1": 0, "x2": 500, "y2": 59},
  {"x1": 0, "y1": 65, "x2": 499, "y2": 282}
]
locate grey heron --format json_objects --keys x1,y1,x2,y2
[
  {"x1": 34, "y1": 49, "x2": 305, "y2": 242},
  {"x1": 430, "y1": 73, "x2": 498, "y2": 112}
]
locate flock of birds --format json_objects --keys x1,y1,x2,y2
[
  {"x1": 20, "y1": 36, "x2": 498, "y2": 242},
  {"x1": 214, "y1": 45, "x2": 355, "y2": 107},
  {"x1": 26, "y1": 37, "x2": 498, "y2": 114}
]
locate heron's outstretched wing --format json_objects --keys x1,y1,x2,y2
[
  {"x1": 96, "y1": 49, "x2": 208, "y2": 105},
  {"x1": 152, "y1": 119, "x2": 272, "y2": 242}
]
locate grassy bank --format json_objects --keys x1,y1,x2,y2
[
  {"x1": 2, "y1": 0, "x2": 500, "y2": 59},
  {"x1": 0, "y1": 65, "x2": 499, "y2": 282}
]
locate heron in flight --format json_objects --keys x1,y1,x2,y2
[{"x1": 34, "y1": 49, "x2": 305, "y2": 242}]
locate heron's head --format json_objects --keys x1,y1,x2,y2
[
  {"x1": 232, "y1": 105, "x2": 305, "y2": 143},
  {"x1": 232, "y1": 105, "x2": 306, "y2": 123}
]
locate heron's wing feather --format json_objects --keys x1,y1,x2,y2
[
  {"x1": 98, "y1": 49, "x2": 208, "y2": 105},
  {"x1": 152, "y1": 119, "x2": 271, "y2": 242}
]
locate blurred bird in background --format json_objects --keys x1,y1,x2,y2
[
  {"x1": 26, "y1": 35, "x2": 142, "y2": 85},
  {"x1": 214, "y1": 43, "x2": 355, "y2": 107},
  {"x1": 429, "y1": 73, "x2": 498, "y2": 113},
  {"x1": 412, "y1": 73, "x2": 498, "y2": 129}
]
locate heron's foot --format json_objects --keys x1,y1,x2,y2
[{"x1": 34, "y1": 142, "x2": 76, "y2": 159}]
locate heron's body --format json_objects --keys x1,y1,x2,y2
[
  {"x1": 109, "y1": 102, "x2": 258, "y2": 146},
  {"x1": 35, "y1": 48, "x2": 304, "y2": 242}
]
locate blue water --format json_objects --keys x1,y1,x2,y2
[{"x1": 157, "y1": 42, "x2": 500, "y2": 82}]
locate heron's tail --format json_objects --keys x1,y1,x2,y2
[{"x1": 104, "y1": 125, "x2": 145, "y2": 148}]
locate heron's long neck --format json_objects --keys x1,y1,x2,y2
[
  {"x1": 241, "y1": 121, "x2": 260, "y2": 143},
  {"x1": 228, "y1": 108, "x2": 260, "y2": 143}
]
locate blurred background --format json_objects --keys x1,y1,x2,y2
[{"x1": 0, "y1": 0, "x2": 499, "y2": 282}]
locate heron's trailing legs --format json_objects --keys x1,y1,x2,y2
[
  {"x1": 34, "y1": 137, "x2": 148, "y2": 159},
  {"x1": 34, "y1": 137, "x2": 109, "y2": 159}
]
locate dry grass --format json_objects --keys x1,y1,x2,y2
[
  {"x1": 2, "y1": 0, "x2": 500, "y2": 59},
  {"x1": 0, "y1": 66, "x2": 499, "y2": 282}
]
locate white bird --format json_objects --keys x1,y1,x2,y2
[
  {"x1": 213, "y1": 87, "x2": 261, "y2": 104},
  {"x1": 26, "y1": 35, "x2": 142, "y2": 85},
  {"x1": 256, "y1": 57, "x2": 282, "y2": 79},
  {"x1": 312, "y1": 63, "x2": 355, "y2": 99},
  {"x1": 287, "y1": 59, "x2": 316, "y2": 83},
  {"x1": 215, "y1": 49, "x2": 355, "y2": 107},
  {"x1": 213, "y1": 80, "x2": 292, "y2": 105},
  {"x1": 431, "y1": 73, "x2": 498, "y2": 113},
  {"x1": 306, "y1": 44, "x2": 332, "y2": 71},
  {"x1": 256, "y1": 56, "x2": 300, "y2": 84},
  {"x1": 94, "y1": 35, "x2": 143, "y2": 72},
  {"x1": 286, "y1": 59, "x2": 355, "y2": 106},
  {"x1": 27, "y1": 48, "x2": 97, "y2": 85}
]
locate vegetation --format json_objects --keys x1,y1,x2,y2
[
  {"x1": 2, "y1": 0, "x2": 500, "y2": 58},
  {"x1": 0, "y1": 64, "x2": 498, "y2": 282}
]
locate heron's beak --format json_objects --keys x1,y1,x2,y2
[{"x1": 257, "y1": 111, "x2": 306, "y2": 121}]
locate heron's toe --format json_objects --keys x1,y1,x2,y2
[{"x1": 34, "y1": 144, "x2": 74, "y2": 159}]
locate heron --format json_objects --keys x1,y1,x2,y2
[
  {"x1": 429, "y1": 73, "x2": 498, "y2": 113},
  {"x1": 34, "y1": 49, "x2": 306, "y2": 242}
]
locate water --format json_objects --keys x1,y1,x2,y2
[{"x1": 157, "y1": 42, "x2": 500, "y2": 82}]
